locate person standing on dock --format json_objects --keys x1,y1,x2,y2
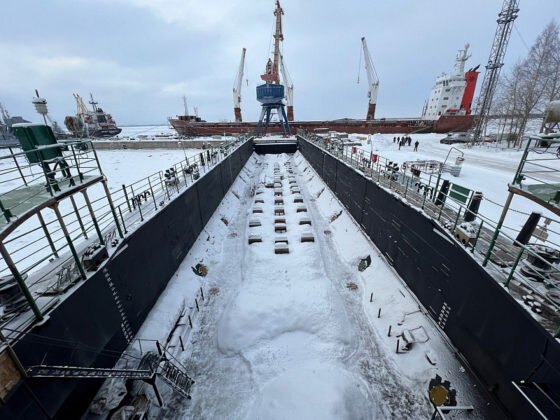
[
  {"x1": 414, "y1": 140, "x2": 419, "y2": 151},
  {"x1": 408, "y1": 136, "x2": 412, "y2": 146},
  {"x1": 393, "y1": 136, "x2": 396, "y2": 143}
]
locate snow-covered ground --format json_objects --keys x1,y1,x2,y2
[
  {"x1": 0, "y1": 148, "x2": 202, "y2": 277},
  {"x1": 119, "y1": 152, "x2": 502, "y2": 419},
  {"x1": 352, "y1": 133, "x2": 560, "y2": 242}
]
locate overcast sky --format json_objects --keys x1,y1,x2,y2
[{"x1": 1, "y1": 0, "x2": 559, "y2": 126}]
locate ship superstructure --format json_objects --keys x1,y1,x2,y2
[
  {"x1": 64, "y1": 93, "x2": 122, "y2": 138},
  {"x1": 422, "y1": 44, "x2": 480, "y2": 120},
  {"x1": 0, "y1": 102, "x2": 29, "y2": 143}
]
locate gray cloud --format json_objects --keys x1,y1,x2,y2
[{"x1": 1, "y1": 0, "x2": 558, "y2": 126}]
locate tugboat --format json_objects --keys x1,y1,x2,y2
[{"x1": 64, "y1": 93, "x2": 122, "y2": 138}]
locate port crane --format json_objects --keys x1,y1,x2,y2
[
  {"x1": 233, "y1": 48, "x2": 246, "y2": 122},
  {"x1": 279, "y1": 54, "x2": 294, "y2": 121},
  {"x1": 361, "y1": 37, "x2": 379, "y2": 120},
  {"x1": 256, "y1": 0, "x2": 290, "y2": 136}
]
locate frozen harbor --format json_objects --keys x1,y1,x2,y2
[{"x1": 119, "y1": 151, "x2": 503, "y2": 419}]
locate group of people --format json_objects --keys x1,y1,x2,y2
[{"x1": 393, "y1": 135, "x2": 419, "y2": 152}]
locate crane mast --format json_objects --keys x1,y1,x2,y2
[
  {"x1": 233, "y1": 48, "x2": 246, "y2": 122},
  {"x1": 261, "y1": 0, "x2": 283, "y2": 84},
  {"x1": 472, "y1": 0, "x2": 519, "y2": 142},
  {"x1": 361, "y1": 37, "x2": 379, "y2": 120},
  {"x1": 279, "y1": 54, "x2": 294, "y2": 121},
  {"x1": 183, "y1": 95, "x2": 189, "y2": 118}
]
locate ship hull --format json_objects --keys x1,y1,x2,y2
[
  {"x1": 90, "y1": 127, "x2": 122, "y2": 138},
  {"x1": 169, "y1": 115, "x2": 474, "y2": 136}
]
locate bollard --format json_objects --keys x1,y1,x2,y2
[
  {"x1": 370, "y1": 292, "x2": 373, "y2": 302},
  {"x1": 388, "y1": 325, "x2": 392, "y2": 337},
  {"x1": 396, "y1": 339, "x2": 400, "y2": 354},
  {"x1": 200, "y1": 287, "x2": 204, "y2": 301},
  {"x1": 188, "y1": 315, "x2": 193, "y2": 328},
  {"x1": 195, "y1": 298, "x2": 199, "y2": 312},
  {"x1": 378, "y1": 308, "x2": 381, "y2": 318}
]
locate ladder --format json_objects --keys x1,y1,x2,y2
[{"x1": 27, "y1": 351, "x2": 194, "y2": 402}]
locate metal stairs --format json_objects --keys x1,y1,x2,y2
[{"x1": 27, "y1": 351, "x2": 194, "y2": 402}]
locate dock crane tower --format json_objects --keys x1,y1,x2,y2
[
  {"x1": 233, "y1": 48, "x2": 246, "y2": 122},
  {"x1": 279, "y1": 54, "x2": 294, "y2": 121},
  {"x1": 256, "y1": 0, "x2": 290, "y2": 136},
  {"x1": 472, "y1": 0, "x2": 519, "y2": 142},
  {"x1": 361, "y1": 37, "x2": 379, "y2": 120}
]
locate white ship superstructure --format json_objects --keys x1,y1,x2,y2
[{"x1": 422, "y1": 44, "x2": 471, "y2": 120}]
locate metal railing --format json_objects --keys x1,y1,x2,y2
[
  {"x1": 298, "y1": 129, "x2": 560, "y2": 337},
  {"x1": 0, "y1": 133, "x2": 252, "y2": 333}
]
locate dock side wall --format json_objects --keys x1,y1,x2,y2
[
  {"x1": 2, "y1": 141, "x2": 253, "y2": 419},
  {"x1": 298, "y1": 136, "x2": 560, "y2": 419}
]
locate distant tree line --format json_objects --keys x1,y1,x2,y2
[{"x1": 491, "y1": 20, "x2": 560, "y2": 147}]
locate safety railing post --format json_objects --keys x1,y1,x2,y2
[
  {"x1": 102, "y1": 180, "x2": 124, "y2": 238},
  {"x1": 471, "y1": 220, "x2": 483, "y2": 253},
  {"x1": 81, "y1": 189, "x2": 105, "y2": 245},
  {"x1": 37, "y1": 211, "x2": 58, "y2": 258},
  {"x1": 52, "y1": 203, "x2": 87, "y2": 280},
  {"x1": 69, "y1": 196, "x2": 88, "y2": 240},
  {"x1": 0, "y1": 242, "x2": 43, "y2": 320},
  {"x1": 505, "y1": 246, "x2": 524, "y2": 288},
  {"x1": 122, "y1": 185, "x2": 132, "y2": 212}
]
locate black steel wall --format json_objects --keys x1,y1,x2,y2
[
  {"x1": 298, "y1": 136, "x2": 560, "y2": 419},
  {"x1": 3, "y1": 140, "x2": 253, "y2": 419}
]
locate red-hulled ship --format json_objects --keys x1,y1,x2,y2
[{"x1": 169, "y1": 3, "x2": 479, "y2": 137}]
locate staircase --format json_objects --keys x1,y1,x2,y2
[{"x1": 27, "y1": 351, "x2": 194, "y2": 400}]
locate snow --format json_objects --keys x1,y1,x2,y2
[
  {"x1": 118, "y1": 151, "x2": 501, "y2": 419},
  {"x1": 352, "y1": 132, "x2": 560, "y2": 240}
]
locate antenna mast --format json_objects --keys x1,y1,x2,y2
[{"x1": 472, "y1": 0, "x2": 520, "y2": 142}]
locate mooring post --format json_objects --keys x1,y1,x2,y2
[
  {"x1": 388, "y1": 325, "x2": 392, "y2": 337},
  {"x1": 396, "y1": 339, "x2": 400, "y2": 354},
  {"x1": 195, "y1": 298, "x2": 199, "y2": 312},
  {"x1": 370, "y1": 292, "x2": 373, "y2": 302},
  {"x1": 81, "y1": 189, "x2": 104, "y2": 245},
  {"x1": 200, "y1": 287, "x2": 204, "y2": 301},
  {"x1": 52, "y1": 203, "x2": 86, "y2": 280},
  {"x1": 0, "y1": 242, "x2": 43, "y2": 320},
  {"x1": 378, "y1": 308, "x2": 381, "y2": 318},
  {"x1": 188, "y1": 315, "x2": 193, "y2": 328}
]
